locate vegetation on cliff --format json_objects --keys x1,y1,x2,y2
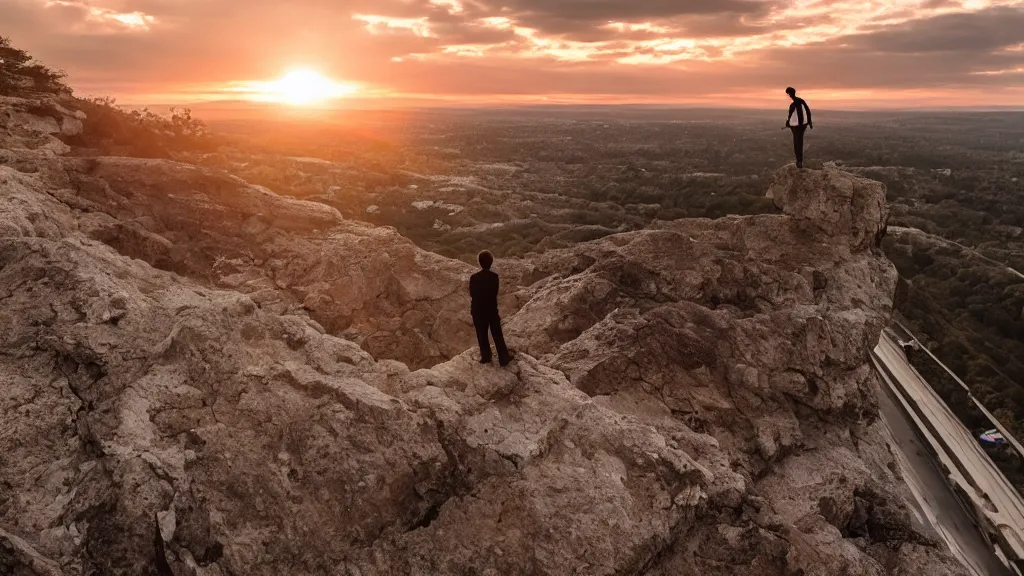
[
  {"x1": 1, "y1": 38, "x2": 211, "y2": 157},
  {"x1": 0, "y1": 36, "x2": 69, "y2": 95}
]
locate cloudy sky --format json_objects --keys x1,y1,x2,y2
[{"x1": 4, "y1": 0, "x2": 1024, "y2": 107}]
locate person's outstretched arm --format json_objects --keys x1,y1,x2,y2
[{"x1": 786, "y1": 102, "x2": 796, "y2": 127}]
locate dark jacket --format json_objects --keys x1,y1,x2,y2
[
  {"x1": 470, "y1": 269, "x2": 500, "y2": 318},
  {"x1": 788, "y1": 97, "x2": 812, "y2": 127}
]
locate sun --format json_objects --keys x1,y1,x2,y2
[
  {"x1": 271, "y1": 70, "x2": 355, "y2": 104},
  {"x1": 231, "y1": 69, "x2": 359, "y2": 105}
]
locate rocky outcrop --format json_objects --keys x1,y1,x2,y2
[
  {"x1": 767, "y1": 163, "x2": 889, "y2": 251},
  {"x1": 0, "y1": 99, "x2": 968, "y2": 576},
  {"x1": 10, "y1": 151, "x2": 482, "y2": 369},
  {"x1": 0, "y1": 96, "x2": 83, "y2": 157}
]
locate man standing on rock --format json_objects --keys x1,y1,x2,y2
[
  {"x1": 470, "y1": 251, "x2": 512, "y2": 367},
  {"x1": 785, "y1": 87, "x2": 813, "y2": 168}
]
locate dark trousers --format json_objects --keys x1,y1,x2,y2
[
  {"x1": 473, "y1": 313, "x2": 509, "y2": 364},
  {"x1": 790, "y1": 124, "x2": 807, "y2": 167}
]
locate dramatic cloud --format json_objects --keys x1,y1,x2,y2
[
  {"x1": 849, "y1": 6, "x2": 1024, "y2": 53},
  {"x1": 3, "y1": 0, "x2": 1024, "y2": 106}
]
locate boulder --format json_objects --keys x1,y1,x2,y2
[{"x1": 767, "y1": 162, "x2": 889, "y2": 251}]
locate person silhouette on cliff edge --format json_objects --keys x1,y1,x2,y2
[
  {"x1": 784, "y1": 87, "x2": 813, "y2": 168},
  {"x1": 470, "y1": 250, "x2": 512, "y2": 366}
]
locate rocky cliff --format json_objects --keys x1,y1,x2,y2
[{"x1": 0, "y1": 98, "x2": 968, "y2": 576}]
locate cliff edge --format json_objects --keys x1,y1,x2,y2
[{"x1": 0, "y1": 100, "x2": 967, "y2": 575}]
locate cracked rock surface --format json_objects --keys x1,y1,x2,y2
[{"x1": 0, "y1": 99, "x2": 968, "y2": 575}]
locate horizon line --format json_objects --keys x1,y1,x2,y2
[{"x1": 127, "y1": 99, "x2": 1024, "y2": 114}]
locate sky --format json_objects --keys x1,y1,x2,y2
[{"x1": 4, "y1": 0, "x2": 1024, "y2": 107}]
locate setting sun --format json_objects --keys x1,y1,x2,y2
[
  {"x1": 228, "y1": 69, "x2": 359, "y2": 105},
  {"x1": 271, "y1": 70, "x2": 356, "y2": 104}
]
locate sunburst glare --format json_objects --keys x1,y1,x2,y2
[{"x1": 228, "y1": 69, "x2": 359, "y2": 105}]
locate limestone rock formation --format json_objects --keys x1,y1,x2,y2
[
  {"x1": 0, "y1": 96, "x2": 84, "y2": 157},
  {"x1": 767, "y1": 163, "x2": 889, "y2": 251},
  {"x1": 0, "y1": 99, "x2": 969, "y2": 576},
  {"x1": 29, "y1": 152, "x2": 479, "y2": 370}
]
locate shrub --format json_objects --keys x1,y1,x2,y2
[
  {"x1": 0, "y1": 36, "x2": 69, "y2": 96},
  {"x1": 71, "y1": 97, "x2": 215, "y2": 157}
]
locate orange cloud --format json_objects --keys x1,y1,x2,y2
[
  {"x1": 6, "y1": 0, "x2": 1024, "y2": 106},
  {"x1": 44, "y1": 0, "x2": 156, "y2": 33},
  {"x1": 353, "y1": 14, "x2": 434, "y2": 38}
]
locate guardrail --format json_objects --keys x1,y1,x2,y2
[{"x1": 891, "y1": 319, "x2": 1024, "y2": 462}]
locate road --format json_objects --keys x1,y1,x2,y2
[
  {"x1": 874, "y1": 349, "x2": 1012, "y2": 575},
  {"x1": 873, "y1": 331, "x2": 1024, "y2": 575},
  {"x1": 891, "y1": 319, "x2": 1024, "y2": 461}
]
